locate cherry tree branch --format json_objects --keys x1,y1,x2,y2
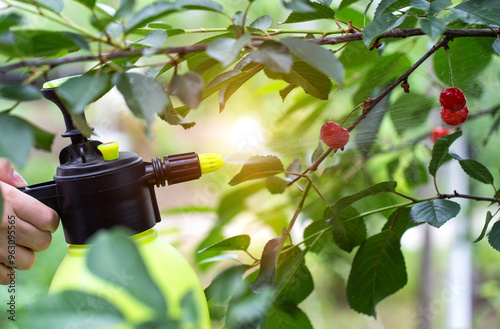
[
  {"x1": 292, "y1": 35, "x2": 452, "y2": 183},
  {"x1": 0, "y1": 29, "x2": 495, "y2": 74}
]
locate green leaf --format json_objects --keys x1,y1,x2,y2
[
  {"x1": 177, "y1": 0, "x2": 224, "y2": 11},
  {"x1": 205, "y1": 265, "x2": 251, "y2": 304},
  {"x1": 249, "y1": 236, "x2": 281, "y2": 292},
  {"x1": 225, "y1": 287, "x2": 274, "y2": 329},
  {"x1": 133, "y1": 30, "x2": 167, "y2": 48},
  {"x1": 18, "y1": 0, "x2": 64, "y2": 13},
  {"x1": 0, "y1": 30, "x2": 82, "y2": 57},
  {"x1": 339, "y1": 0, "x2": 360, "y2": 12},
  {"x1": 170, "y1": 72, "x2": 204, "y2": 109},
  {"x1": 266, "y1": 176, "x2": 288, "y2": 194},
  {"x1": 279, "y1": 83, "x2": 297, "y2": 101},
  {"x1": 493, "y1": 39, "x2": 500, "y2": 56},
  {"x1": 0, "y1": 13, "x2": 24, "y2": 33},
  {"x1": 282, "y1": 1, "x2": 335, "y2": 24},
  {"x1": 197, "y1": 235, "x2": 251, "y2": 254},
  {"x1": 249, "y1": 41, "x2": 293, "y2": 73},
  {"x1": 115, "y1": 72, "x2": 188, "y2": 128},
  {"x1": 281, "y1": 59, "x2": 332, "y2": 100},
  {"x1": 262, "y1": 303, "x2": 314, "y2": 329},
  {"x1": 450, "y1": 0, "x2": 500, "y2": 26},
  {"x1": 206, "y1": 33, "x2": 252, "y2": 67},
  {"x1": 0, "y1": 113, "x2": 33, "y2": 167},
  {"x1": 374, "y1": 0, "x2": 401, "y2": 18},
  {"x1": 25, "y1": 121, "x2": 55, "y2": 151},
  {"x1": 433, "y1": 38, "x2": 493, "y2": 96},
  {"x1": 281, "y1": 37, "x2": 344, "y2": 86},
  {"x1": 196, "y1": 183, "x2": 264, "y2": 265},
  {"x1": 126, "y1": 0, "x2": 223, "y2": 33},
  {"x1": 115, "y1": 0, "x2": 135, "y2": 18},
  {"x1": 355, "y1": 87, "x2": 390, "y2": 155},
  {"x1": 90, "y1": 3, "x2": 116, "y2": 29},
  {"x1": 219, "y1": 61, "x2": 263, "y2": 111},
  {"x1": 286, "y1": 157, "x2": 302, "y2": 178},
  {"x1": 74, "y1": 0, "x2": 96, "y2": 9},
  {"x1": 218, "y1": 182, "x2": 264, "y2": 226},
  {"x1": 229, "y1": 155, "x2": 285, "y2": 186},
  {"x1": 450, "y1": 155, "x2": 494, "y2": 185},
  {"x1": 57, "y1": 72, "x2": 113, "y2": 114},
  {"x1": 339, "y1": 40, "x2": 377, "y2": 68},
  {"x1": 281, "y1": 0, "x2": 315, "y2": 13},
  {"x1": 428, "y1": 131, "x2": 462, "y2": 177},
  {"x1": 135, "y1": 319, "x2": 179, "y2": 329},
  {"x1": 329, "y1": 206, "x2": 366, "y2": 252},
  {"x1": 381, "y1": 207, "x2": 417, "y2": 239},
  {"x1": 475, "y1": 211, "x2": 493, "y2": 243},
  {"x1": 409, "y1": 199, "x2": 460, "y2": 228},
  {"x1": 203, "y1": 66, "x2": 244, "y2": 92},
  {"x1": 419, "y1": 16, "x2": 446, "y2": 41},
  {"x1": 198, "y1": 253, "x2": 239, "y2": 264},
  {"x1": 389, "y1": 93, "x2": 434, "y2": 136},
  {"x1": 87, "y1": 228, "x2": 167, "y2": 315},
  {"x1": 411, "y1": 0, "x2": 450, "y2": 40},
  {"x1": 488, "y1": 220, "x2": 500, "y2": 251},
  {"x1": 303, "y1": 219, "x2": 334, "y2": 253},
  {"x1": 0, "y1": 84, "x2": 40, "y2": 101},
  {"x1": 404, "y1": 159, "x2": 428, "y2": 187},
  {"x1": 327, "y1": 181, "x2": 397, "y2": 224},
  {"x1": 18, "y1": 290, "x2": 124, "y2": 329},
  {"x1": 249, "y1": 14, "x2": 273, "y2": 31},
  {"x1": 181, "y1": 290, "x2": 200, "y2": 325},
  {"x1": 185, "y1": 51, "x2": 223, "y2": 82},
  {"x1": 346, "y1": 230, "x2": 407, "y2": 317},
  {"x1": 311, "y1": 141, "x2": 323, "y2": 164},
  {"x1": 353, "y1": 52, "x2": 410, "y2": 104},
  {"x1": 362, "y1": 12, "x2": 408, "y2": 48},
  {"x1": 275, "y1": 246, "x2": 313, "y2": 304}
]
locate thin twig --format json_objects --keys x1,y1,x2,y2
[
  {"x1": 0, "y1": 29, "x2": 495, "y2": 74},
  {"x1": 347, "y1": 36, "x2": 451, "y2": 132},
  {"x1": 440, "y1": 191, "x2": 500, "y2": 204}
]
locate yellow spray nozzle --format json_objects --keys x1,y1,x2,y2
[{"x1": 198, "y1": 153, "x2": 223, "y2": 174}]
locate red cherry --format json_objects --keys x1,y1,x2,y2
[
  {"x1": 320, "y1": 121, "x2": 350, "y2": 150},
  {"x1": 441, "y1": 106, "x2": 469, "y2": 126},
  {"x1": 431, "y1": 127, "x2": 451, "y2": 143},
  {"x1": 439, "y1": 87, "x2": 466, "y2": 113}
]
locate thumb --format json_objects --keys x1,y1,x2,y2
[{"x1": 0, "y1": 159, "x2": 27, "y2": 188}]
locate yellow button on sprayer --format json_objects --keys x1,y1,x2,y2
[
  {"x1": 198, "y1": 153, "x2": 223, "y2": 174},
  {"x1": 98, "y1": 142, "x2": 120, "y2": 161}
]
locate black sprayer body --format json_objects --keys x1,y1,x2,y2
[{"x1": 20, "y1": 86, "x2": 222, "y2": 244}]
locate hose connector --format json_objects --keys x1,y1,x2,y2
[{"x1": 150, "y1": 152, "x2": 223, "y2": 187}]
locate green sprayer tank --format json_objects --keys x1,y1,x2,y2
[{"x1": 20, "y1": 77, "x2": 222, "y2": 328}]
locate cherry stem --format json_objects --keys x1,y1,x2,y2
[{"x1": 445, "y1": 46, "x2": 454, "y2": 87}]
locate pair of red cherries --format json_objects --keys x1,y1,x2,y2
[
  {"x1": 320, "y1": 87, "x2": 469, "y2": 148},
  {"x1": 431, "y1": 87, "x2": 469, "y2": 142}
]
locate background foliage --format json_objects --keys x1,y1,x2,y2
[{"x1": 1, "y1": 0, "x2": 500, "y2": 328}]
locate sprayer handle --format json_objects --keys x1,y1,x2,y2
[{"x1": 19, "y1": 181, "x2": 60, "y2": 213}]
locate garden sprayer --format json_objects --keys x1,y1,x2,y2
[{"x1": 19, "y1": 77, "x2": 221, "y2": 328}]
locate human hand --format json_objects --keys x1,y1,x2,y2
[{"x1": 0, "y1": 159, "x2": 59, "y2": 284}]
